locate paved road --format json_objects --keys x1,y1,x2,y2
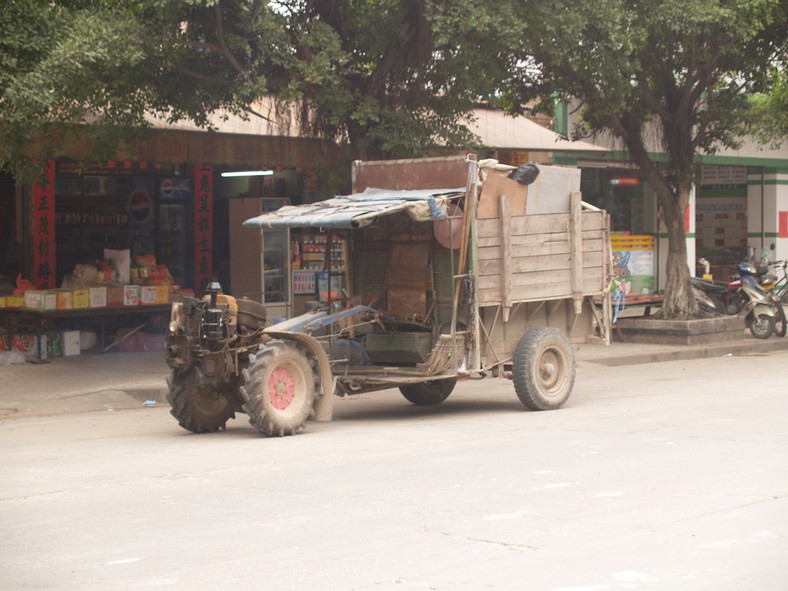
[{"x1": 2, "y1": 351, "x2": 787, "y2": 590}]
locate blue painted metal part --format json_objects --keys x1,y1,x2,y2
[{"x1": 263, "y1": 305, "x2": 378, "y2": 335}]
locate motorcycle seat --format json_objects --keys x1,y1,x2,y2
[{"x1": 691, "y1": 277, "x2": 729, "y2": 295}]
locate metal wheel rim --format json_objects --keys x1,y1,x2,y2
[
  {"x1": 536, "y1": 347, "x2": 568, "y2": 397},
  {"x1": 752, "y1": 314, "x2": 774, "y2": 337},
  {"x1": 267, "y1": 360, "x2": 307, "y2": 417}
]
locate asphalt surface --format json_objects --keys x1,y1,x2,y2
[
  {"x1": 1, "y1": 332, "x2": 787, "y2": 419},
  {"x1": 2, "y1": 340, "x2": 787, "y2": 590}
]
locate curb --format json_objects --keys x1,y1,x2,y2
[{"x1": 578, "y1": 337, "x2": 788, "y2": 367}]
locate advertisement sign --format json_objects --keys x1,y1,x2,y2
[{"x1": 127, "y1": 177, "x2": 156, "y2": 256}]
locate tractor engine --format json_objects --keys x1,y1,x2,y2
[{"x1": 165, "y1": 283, "x2": 266, "y2": 382}]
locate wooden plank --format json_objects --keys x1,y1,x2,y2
[
  {"x1": 478, "y1": 248, "x2": 608, "y2": 276},
  {"x1": 478, "y1": 267, "x2": 606, "y2": 305},
  {"x1": 352, "y1": 155, "x2": 468, "y2": 192},
  {"x1": 500, "y1": 194, "x2": 513, "y2": 312},
  {"x1": 478, "y1": 211, "x2": 607, "y2": 242},
  {"x1": 477, "y1": 237, "x2": 606, "y2": 265},
  {"x1": 478, "y1": 265, "x2": 606, "y2": 292},
  {"x1": 570, "y1": 191, "x2": 583, "y2": 314}
]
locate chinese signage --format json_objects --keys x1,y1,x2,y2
[
  {"x1": 696, "y1": 198, "x2": 747, "y2": 250},
  {"x1": 194, "y1": 164, "x2": 214, "y2": 292},
  {"x1": 33, "y1": 160, "x2": 56, "y2": 288}
]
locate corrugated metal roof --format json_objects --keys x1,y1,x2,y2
[{"x1": 243, "y1": 187, "x2": 465, "y2": 229}]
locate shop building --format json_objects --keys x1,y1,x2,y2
[
  {"x1": 1, "y1": 118, "x2": 343, "y2": 305},
  {"x1": 555, "y1": 108, "x2": 788, "y2": 292}
]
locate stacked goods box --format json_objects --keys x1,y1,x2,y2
[
  {"x1": 5, "y1": 295, "x2": 24, "y2": 307},
  {"x1": 55, "y1": 289, "x2": 74, "y2": 310},
  {"x1": 106, "y1": 284, "x2": 124, "y2": 306},
  {"x1": 140, "y1": 286, "x2": 157, "y2": 305},
  {"x1": 123, "y1": 285, "x2": 140, "y2": 306},
  {"x1": 154, "y1": 285, "x2": 170, "y2": 304},
  {"x1": 24, "y1": 290, "x2": 58, "y2": 310},
  {"x1": 11, "y1": 334, "x2": 37, "y2": 357},
  {"x1": 30, "y1": 332, "x2": 63, "y2": 360},
  {"x1": 73, "y1": 289, "x2": 89, "y2": 308},
  {"x1": 61, "y1": 330, "x2": 80, "y2": 356},
  {"x1": 89, "y1": 285, "x2": 107, "y2": 308}
]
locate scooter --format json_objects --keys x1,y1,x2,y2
[
  {"x1": 736, "y1": 262, "x2": 787, "y2": 338},
  {"x1": 693, "y1": 259, "x2": 785, "y2": 339}
]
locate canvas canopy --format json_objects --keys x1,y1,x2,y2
[{"x1": 243, "y1": 187, "x2": 465, "y2": 230}]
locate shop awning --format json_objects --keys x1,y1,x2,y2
[{"x1": 242, "y1": 187, "x2": 464, "y2": 230}]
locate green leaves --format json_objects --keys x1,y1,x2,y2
[{"x1": 3, "y1": 0, "x2": 782, "y2": 185}]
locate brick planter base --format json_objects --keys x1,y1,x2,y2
[{"x1": 614, "y1": 315, "x2": 746, "y2": 346}]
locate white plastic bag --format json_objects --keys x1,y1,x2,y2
[{"x1": 104, "y1": 249, "x2": 131, "y2": 283}]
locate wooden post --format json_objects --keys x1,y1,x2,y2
[
  {"x1": 499, "y1": 193, "x2": 513, "y2": 322},
  {"x1": 570, "y1": 191, "x2": 584, "y2": 315}
]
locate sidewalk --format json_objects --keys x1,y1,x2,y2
[{"x1": 2, "y1": 335, "x2": 787, "y2": 420}]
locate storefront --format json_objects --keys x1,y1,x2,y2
[
  {"x1": 0, "y1": 126, "x2": 342, "y2": 358},
  {"x1": 13, "y1": 128, "x2": 341, "y2": 295}
]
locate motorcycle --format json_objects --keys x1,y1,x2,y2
[
  {"x1": 693, "y1": 259, "x2": 786, "y2": 339},
  {"x1": 735, "y1": 262, "x2": 787, "y2": 338}
]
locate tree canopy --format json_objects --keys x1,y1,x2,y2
[
  {"x1": 2, "y1": 1, "x2": 786, "y2": 318},
  {"x1": 1, "y1": 0, "x2": 522, "y2": 182},
  {"x1": 508, "y1": 0, "x2": 787, "y2": 317},
  {"x1": 1, "y1": 0, "x2": 298, "y2": 182}
]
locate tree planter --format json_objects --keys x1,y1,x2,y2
[{"x1": 614, "y1": 315, "x2": 746, "y2": 346}]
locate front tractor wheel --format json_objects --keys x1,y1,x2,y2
[
  {"x1": 512, "y1": 327, "x2": 575, "y2": 411},
  {"x1": 166, "y1": 367, "x2": 237, "y2": 433},
  {"x1": 399, "y1": 378, "x2": 457, "y2": 405},
  {"x1": 241, "y1": 340, "x2": 317, "y2": 436}
]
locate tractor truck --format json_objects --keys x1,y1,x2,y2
[{"x1": 165, "y1": 155, "x2": 612, "y2": 435}]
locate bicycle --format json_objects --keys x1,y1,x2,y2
[{"x1": 766, "y1": 260, "x2": 788, "y2": 304}]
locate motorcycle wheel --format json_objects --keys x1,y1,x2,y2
[
  {"x1": 773, "y1": 302, "x2": 787, "y2": 338},
  {"x1": 749, "y1": 313, "x2": 775, "y2": 339}
]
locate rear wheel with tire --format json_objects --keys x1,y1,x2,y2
[
  {"x1": 241, "y1": 340, "x2": 317, "y2": 436},
  {"x1": 512, "y1": 327, "x2": 575, "y2": 411},
  {"x1": 399, "y1": 379, "x2": 457, "y2": 405},
  {"x1": 748, "y1": 312, "x2": 775, "y2": 339},
  {"x1": 772, "y1": 301, "x2": 787, "y2": 337},
  {"x1": 166, "y1": 367, "x2": 237, "y2": 433}
]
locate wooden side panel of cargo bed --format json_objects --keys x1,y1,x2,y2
[
  {"x1": 476, "y1": 203, "x2": 609, "y2": 306},
  {"x1": 352, "y1": 156, "x2": 468, "y2": 192}
]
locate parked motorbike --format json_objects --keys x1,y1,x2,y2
[
  {"x1": 736, "y1": 262, "x2": 787, "y2": 338},
  {"x1": 693, "y1": 259, "x2": 786, "y2": 339}
]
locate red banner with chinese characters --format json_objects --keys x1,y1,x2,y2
[
  {"x1": 194, "y1": 164, "x2": 214, "y2": 293},
  {"x1": 33, "y1": 160, "x2": 56, "y2": 288}
]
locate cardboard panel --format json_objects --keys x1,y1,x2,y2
[{"x1": 478, "y1": 172, "x2": 528, "y2": 218}]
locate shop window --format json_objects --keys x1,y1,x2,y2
[{"x1": 580, "y1": 168, "x2": 649, "y2": 235}]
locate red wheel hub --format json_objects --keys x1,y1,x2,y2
[{"x1": 268, "y1": 366, "x2": 296, "y2": 410}]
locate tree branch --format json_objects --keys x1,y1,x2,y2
[
  {"x1": 214, "y1": 3, "x2": 246, "y2": 75},
  {"x1": 181, "y1": 68, "x2": 234, "y2": 87}
]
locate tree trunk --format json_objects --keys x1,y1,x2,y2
[{"x1": 658, "y1": 187, "x2": 699, "y2": 319}]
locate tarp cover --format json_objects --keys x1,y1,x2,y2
[{"x1": 243, "y1": 187, "x2": 464, "y2": 230}]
